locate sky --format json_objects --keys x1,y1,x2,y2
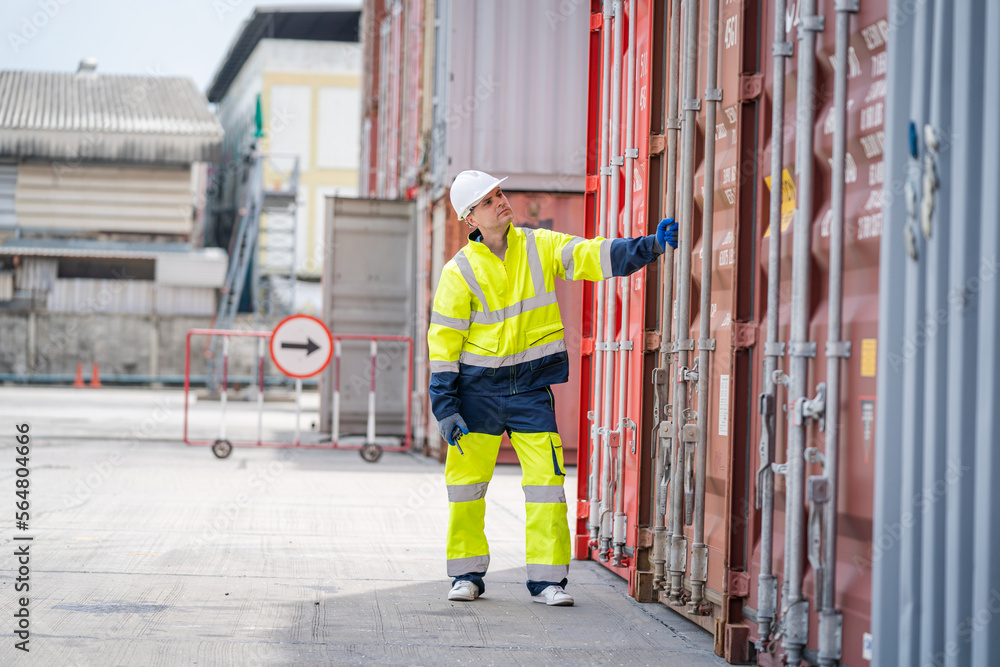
[{"x1": 2, "y1": 0, "x2": 361, "y2": 96}]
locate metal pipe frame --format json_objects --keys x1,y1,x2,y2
[
  {"x1": 652, "y1": 0, "x2": 683, "y2": 592},
  {"x1": 690, "y1": 0, "x2": 722, "y2": 609},
  {"x1": 755, "y1": 0, "x2": 791, "y2": 644},
  {"x1": 783, "y1": 0, "x2": 823, "y2": 662},
  {"x1": 599, "y1": 0, "x2": 626, "y2": 561},
  {"x1": 588, "y1": 0, "x2": 615, "y2": 546},
  {"x1": 817, "y1": 2, "x2": 858, "y2": 664},
  {"x1": 612, "y1": 0, "x2": 639, "y2": 567},
  {"x1": 667, "y1": 0, "x2": 700, "y2": 603}
]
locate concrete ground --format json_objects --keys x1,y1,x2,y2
[{"x1": 0, "y1": 387, "x2": 727, "y2": 666}]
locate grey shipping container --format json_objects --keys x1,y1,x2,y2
[
  {"x1": 874, "y1": 1, "x2": 1000, "y2": 666},
  {"x1": 319, "y1": 197, "x2": 416, "y2": 440}
]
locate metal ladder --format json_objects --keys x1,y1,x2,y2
[
  {"x1": 214, "y1": 154, "x2": 265, "y2": 332},
  {"x1": 207, "y1": 153, "x2": 302, "y2": 390},
  {"x1": 256, "y1": 153, "x2": 301, "y2": 316},
  {"x1": 207, "y1": 154, "x2": 264, "y2": 391}
]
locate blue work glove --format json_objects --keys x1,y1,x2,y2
[
  {"x1": 437, "y1": 413, "x2": 469, "y2": 454},
  {"x1": 657, "y1": 217, "x2": 678, "y2": 250}
]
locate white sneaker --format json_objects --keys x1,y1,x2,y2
[
  {"x1": 531, "y1": 585, "x2": 574, "y2": 606},
  {"x1": 447, "y1": 580, "x2": 480, "y2": 601}
]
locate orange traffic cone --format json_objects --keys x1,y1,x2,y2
[
  {"x1": 73, "y1": 362, "x2": 85, "y2": 388},
  {"x1": 90, "y1": 363, "x2": 102, "y2": 388}
]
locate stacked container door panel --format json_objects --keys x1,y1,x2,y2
[
  {"x1": 746, "y1": 2, "x2": 887, "y2": 666},
  {"x1": 577, "y1": 0, "x2": 887, "y2": 663},
  {"x1": 623, "y1": 0, "x2": 654, "y2": 594}
]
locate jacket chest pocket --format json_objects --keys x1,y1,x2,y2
[
  {"x1": 464, "y1": 332, "x2": 500, "y2": 376},
  {"x1": 525, "y1": 323, "x2": 566, "y2": 371}
]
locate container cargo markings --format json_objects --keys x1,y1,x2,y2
[
  {"x1": 825, "y1": 152, "x2": 859, "y2": 183},
  {"x1": 868, "y1": 160, "x2": 884, "y2": 186},
  {"x1": 860, "y1": 102, "x2": 884, "y2": 132},
  {"x1": 859, "y1": 19, "x2": 889, "y2": 52},
  {"x1": 857, "y1": 213, "x2": 883, "y2": 240},
  {"x1": 718, "y1": 375, "x2": 730, "y2": 437},
  {"x1": 860, "y1": 130, "x2": 885, "y2": 159},
  {"x1": 863, "y1": 189, "x2": 883, "y2": 212},
  {"x1": 864, "y1": 78, "x2": 887, "y2": 103},
  {"x1": 826, "y1": 46, "x2": 862, "y2": 79},
  {"x1": 871, "y1": 51, "x2": 888, "y2": 78}
]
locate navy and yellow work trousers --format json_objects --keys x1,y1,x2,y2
[{"x1": 445, "y1": 387, "x2": 570, "y2": 595}]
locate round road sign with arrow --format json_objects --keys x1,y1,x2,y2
[{"x1": 269, "y1": 314, "x2": 334, "y2": 378}]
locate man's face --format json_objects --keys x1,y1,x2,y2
[{"x1": 466, "y1": 187, "x2": 513, "y2": 233}]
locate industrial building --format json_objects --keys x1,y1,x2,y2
[
  {"x1": 205, "y1": 6, "x2": 363, "y2": 316},
  {"x1": 0, "y1": 61, "x2": 225, "y2": 381}
]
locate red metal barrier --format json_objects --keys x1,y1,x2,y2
[{"x1": 184, "y1": 329, "x2": 413, "y2": 460}]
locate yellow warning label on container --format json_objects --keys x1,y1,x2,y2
[
  {"x1": 763, "y1": 169, "x2": 797, "y2": 237},
  {"x1": 860, "y1": 338, "x2": 877, "y2": 377}
]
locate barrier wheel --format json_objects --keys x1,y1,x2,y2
[
  {"x1": 212, "y1": 439, "x2": 233, "y2": 459},
  {"x1": 360, "y1": 443, "x2": 383, "y2": 463}
]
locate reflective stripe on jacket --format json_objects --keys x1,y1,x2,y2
[{"x1": 429, "y1": 224, "x2": 663, "y2": 420}]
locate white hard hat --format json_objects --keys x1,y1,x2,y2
[{"x1": 450, "y1": 170, "x2": 508, "y2": 220}]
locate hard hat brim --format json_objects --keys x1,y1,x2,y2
[{"x1": 459, "y1": 176, "x2": 508, "y2": 220}]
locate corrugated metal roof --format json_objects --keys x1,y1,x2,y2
[
  {"x1": 0, "y1": 71, "x2": 223, "y2": 163},
  {"x1": 207, "y1": 6, "x2": 361, "y2": 103}
]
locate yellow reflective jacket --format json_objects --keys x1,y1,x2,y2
[{"x1": 429, "y1": 224, "x2": 663, "y2": 420}]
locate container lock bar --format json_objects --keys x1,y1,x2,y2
[
  {"x1": 764, "y1": 341, "x2": 786, "y2": 357},
  {"x1": 680, "y1": 367, "x2": 699, "y2": 383},
  {"x1": 610, "y1": 156, "x2": 625, "y2": 167},
  {"x1": 793, "y1": 383, "x2": 827, "y2": 429},
  {"x1": 620, "y1": 341, "x2": 634, "y2": 351},
  {"x1": 673, "y1": 339, "x2": 695, "y2": 352},
  {"x1": 835, "y1": 0, "x2": 860, "y2": 12},
  {"x1": 600, "y1": 166, "x2": 614, "y2": 176},
  {"x1": 666, "y1": 118, "x2": 682, "y2": 130},
  {"x1": 800, "y1": 15, "x2": 825, "y2": 32},
  {"x1": 620, "y1": 417, "x2": 637, "y2": 453},
  {"x1": 826, "y1": 341, "x2": 852, "y2": 358},
  {"x1": 705, "y1": 88, "x2": 723, "y2": 102},
  {"x1": 697, "y1": 338, "x2": 716, "y2": 351},
  {"x1": 807, "y1": 486, "x2": 826, "y2": 608},
  {"x1": 805, "y1": 446, "x2": 827, "y2": 467},
  {"x1": 683, "y1": 98, "x2": 702, "y2": 111},
  {"x1": 773, "y1": 41, "x2": 794, "y2": 57},
  {"x1": 818, "y1": 610, "x2": 845, "y2": 663},
  {"x1": 789, "y1": 341, "x2": 817, "y2": 358},
  {"x1": 624, "y1": 148, "x2": 639, "y2": 159}
]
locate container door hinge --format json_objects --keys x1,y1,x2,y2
[
  {"x1": 733, "y1": 322, "x2": 757, "y2": 349},
  {"x1": 644, "y1": 331, "x2": 661, "y2": 351},
  {"x1": 727, "y1": 571, "x2": 751, "y2": 597},
  {"x1": 648, "y1": 134, "x2": 666, "y2": 156},
  {"x1": 739, "y1": 74, "x2": 764, "y2": 102}
]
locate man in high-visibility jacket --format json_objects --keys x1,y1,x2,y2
[{"x1": 430, "y1": 170, "x2": 677, "y2": 606}]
